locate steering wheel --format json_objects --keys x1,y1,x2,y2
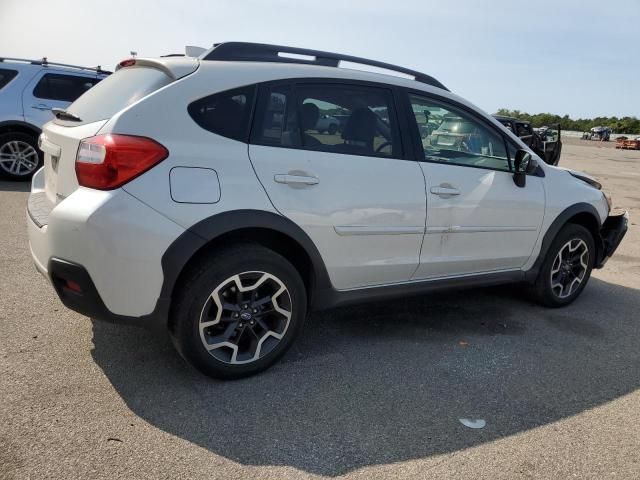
[{"x1": 375, "y1": 141, "x2": 392, "y2": 153}]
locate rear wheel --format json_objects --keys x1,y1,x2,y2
[
  {"x1": 0, "y1": 132, "x2": 42, "y2": 180},
  {"x1": 531, "y1": 224, "x2": 595, "y2": 307},
  {"x1": 171, "y1": 244, "x2": 307, "y2": 379}
]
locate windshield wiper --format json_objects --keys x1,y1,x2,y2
[{"x1": 52, "y1": 108, "x2": 82, "y2": 122}]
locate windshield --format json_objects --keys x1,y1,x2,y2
[{"x1": 63, "y1": 67, "x2": 171, "y2": 125}]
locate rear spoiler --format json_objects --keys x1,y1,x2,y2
[{"x1": 115, "y1": 57, "x2": 198, "y2": 80}]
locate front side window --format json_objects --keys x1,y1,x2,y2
[
  {"x1": 251, "y1": 82, "x2": 401, "y2": 158},
  {"x1": 0, "y1": 68, "x2": 18, "y2": 90},
  {"x1": 409, "y1": 93, "x2": 510, "y2": 172},
  {"x1": 188, "y1": 85, "x2": 256, "y2": 142},
  {"x1": 33, "y1": 73, "x2": 100, "y2": 102}
]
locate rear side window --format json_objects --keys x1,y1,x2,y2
[
  {"x1": 65, "y1": 67, "x2": 171, "y2": 124},
  {"x1": 188, "y1": 86, "x2": 256, "y2": 142},
  {"x1": 251, "y1": 82, "x2": 401, "y2": 158},
  {"x1": 0, "y1": 69, "x2": 18, "y2": 90},
  {"x1": 250, "y1": 85, "x2": 300, "y2": 147},
  {"x1": 33, "y1": 73, "x2": 100, "y2": 102}
]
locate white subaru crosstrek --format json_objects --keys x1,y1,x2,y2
[{"x1": 27, "y1": 43, "x2": 628, "y2": 379}]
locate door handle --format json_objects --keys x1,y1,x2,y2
[
  {"x1": 430, "y1": 185, "x2": 460, "y2": 197},
  {"x1": 31, "y1": 104, "x2": 52, "y2": 111},
  {"x1": 274, "y1": 174, "x2": 319, "y2": 186}
]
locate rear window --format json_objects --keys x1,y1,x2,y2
[
  {"x1": 0, "y1": 68, "x2": 18, "y2": 90},
  {"x1": 33, "y1": 73, "x2": 100, "y2": 102},
  {"x1": 438, "y1": 117, "x2": 475, "y2": 134},
  {"x1": 188, "y1": 86, "x2": 256, "y2": 142},
  {"x1": 65, "y1": 67, "x2": 171, "y2": 124}
]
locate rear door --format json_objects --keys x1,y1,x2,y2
[
  {"x1": 405, "y1": 92, "x2": 545, "y2": 278},
  {"x1": 248, "y1": 81, "x2": 426, "y2": 290},
  {"x1": 22, "y1": 70, "x2": 100, "y2": 128}
]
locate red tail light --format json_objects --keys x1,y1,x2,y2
[
  {"x1": 76, "y1": 134, "x2": 168, "y2": 190},
  {"x1": 119, "y1": 58, "x2": 136, "y2": 68}
]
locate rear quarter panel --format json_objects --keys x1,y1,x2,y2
[{"x1": 101, "y1": 63, "x2": 280, "y2": 229}]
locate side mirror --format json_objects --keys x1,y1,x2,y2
[{"x1": 513, "y1": 149, "x2": 531, "y2": 188}]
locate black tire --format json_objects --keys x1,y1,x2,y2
[
  {"x1": 328, "y1": 123, "x2": 338, "y2": 135},
  {"x1": 0, "y1": 132, "x2": 43, "y2": 180},
  {"x1": 531, "y1": 224, "x2": 595, "y2": 307},
  {"x1": 170, "y1": 244, "x2": 307, "y2": 379}
]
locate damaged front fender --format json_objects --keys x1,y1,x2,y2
[{"x1": 595, "y1": 210, "x2": 629, "y2": 268}]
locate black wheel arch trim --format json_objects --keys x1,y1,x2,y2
[
  {"x1": 49, "y1": 209, "x2": 334, "y2": 330},
  {"x1": 524, "y1": 202, "x2": 603, "y2": 282},
  {"x1": 159, "y1": 209, "x2": 334, "y2": 311},
  {"x1": 63, "y1": 204, "x2": 618, "y2": 330},
  {"x1": 0, "y1": 120, "x2": 42, "y2": 136}
]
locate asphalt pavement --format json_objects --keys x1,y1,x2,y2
[{"x1": 1, "y1": 140, "x2": 639, "y2": 479}]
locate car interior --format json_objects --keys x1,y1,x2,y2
[{"x1": 410, "y1": 94, "x2": 511, "y2": 172}]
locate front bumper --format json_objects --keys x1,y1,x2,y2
[{"x1": 595, "y1": 210, "x2": 629, "y2": 268}]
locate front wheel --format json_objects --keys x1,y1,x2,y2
[
  {"x1": 531, "y1": 224, "x2": 595, "y2": 307},
  {"x1": 171, "y1": 244, "x2": 307, "y2": 379}
]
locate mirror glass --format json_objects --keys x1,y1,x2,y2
[{"x1": 514, "y1": 149, "x2": 531, "y2": 172}]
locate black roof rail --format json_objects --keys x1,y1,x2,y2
[
  {"x1": 0, "y1": 56, "x2": 111, "y2": 75},
  {"x1": 202, "y1": 42, "x2": 448, "y2": 91}
]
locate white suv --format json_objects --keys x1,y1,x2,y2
[
  {"x1": 0, "y1": 57, "x2": 109, "y2": 179},
  {"x1": 27, "y1": 43, "x2": 628, "y2": 379}
]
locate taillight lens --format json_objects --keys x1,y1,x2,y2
[
  {"x1": 119, "y1": 58, "x2": 136, "y2": 68},
  {"x1": 76, "y1": 134, "x2": 168, "y2": 190}
]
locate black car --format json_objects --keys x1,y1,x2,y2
[{"x1": 493, "y1": 115, "x2": 562, "y2": 166}]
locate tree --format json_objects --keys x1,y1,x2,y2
[{"x1": 494, "y1": 109, "x2": 640, "y2": 134}]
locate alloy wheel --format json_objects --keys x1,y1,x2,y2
[
  {"x1": 0, "y1": 140, "x2": 40, "y2": 176},
  {"x1": 199, "y1": 271, "x2": 292, "y2": 364},
  {"x1": 550, "y1": 239, "x2": 589, "y2": 299}
]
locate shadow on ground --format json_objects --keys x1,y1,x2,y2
[
  {"x1": 91, "y1": 278, "x2": 640, "y2": 476},
  {"x1": 0, "y1": 180, "x2": 31, "y2": 192}
]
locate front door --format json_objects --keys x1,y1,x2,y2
[
  {"x1": 405, "y1": 92, "x2": 545, "y2": 279},
  {"x1": 248, "y1": 82, "x2": 426, "y2": 290}
]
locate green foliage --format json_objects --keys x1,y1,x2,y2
[{"x1": 495, "y1": 109, "x2": 640, "y2": 134}]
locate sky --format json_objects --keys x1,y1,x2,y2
[{"x1": 1, "y1": 0, "x2": 638, "y2": 118}]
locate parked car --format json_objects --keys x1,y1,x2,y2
[
  {"x1": 493, "y1": 115, "x2": 562, "y2": 166},
  {"x1": 429, "y1": 114, "x2": 478, "y2": 150},
  {"x1": 583, "y1": 126, "x2": 612, "y2": 141},
  {"x1": 0, "y1": 57, "x2": 109, "y2": 180},
  {"x1": 315, "y1": 114, "x2": 340, "y2": 134},
  {"x1": 27, "y1": 42, "x2": 628, "y2": 379}
]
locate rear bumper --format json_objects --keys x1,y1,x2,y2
[
  {"x1": 48, "y1": 258, "x2": 170, "y2": 329},
  {"x1": 595, "y1": 210, "x2": 629, "y2": 268},
  {"x1": 26, "y1": 168, "x2": 186, "y2": 328}
]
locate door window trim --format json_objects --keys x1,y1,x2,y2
[
  {"x1": 401, "y1": 88, "x2": 518, "y2": 173},
  {"x1": 248, "y1": 78, "x2": 411, "y2": 161},
  {"x1": 0, "y1": 68, "x2": 19, "y2": 90},
  {"x1": 31, "y1": 71, "x2": 100, "y2": 102}
]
